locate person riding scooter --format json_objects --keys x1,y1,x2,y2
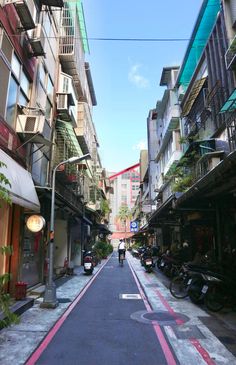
[{"x1": 118, "y1": 239, "x2": 126, "y2": 263}]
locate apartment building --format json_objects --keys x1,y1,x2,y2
[
  {"x1": 142, "y1": 0, "x2": 236, "y2": 261},
  {"x1": 0, "y1": 0, "x2": 109, "y2": 294}
]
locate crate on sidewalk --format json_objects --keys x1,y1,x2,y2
[{"x1": 15, "y1": 282, "x2": 27, "y2": 300}]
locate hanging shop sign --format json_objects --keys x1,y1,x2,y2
[{"x1": 26, "y1": 215, "x2": 45, "y2": 233}]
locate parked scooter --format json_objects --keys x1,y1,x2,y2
[
  {"x1": 141, "y1": 247, "x2": 154, "y2": 273},
  {"x1": 143, "y1": 256, "x2": 154, "y2": 273},
  {"x1": 83, "y1": 251, "x2": 94, "y2": 275}
]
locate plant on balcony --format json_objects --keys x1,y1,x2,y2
[
  {"x1": 0, "y1": 162, "x2": 19, "y2": 328},
  {"x1": 66, "y1": 165, "x2": 78, "y2": 183},
  {"x1": 100, "y1": 198, "x2": 110, "y2": 217},
  {"x1": 166, "y1": 151, "x2": 199, "y2": 192}
]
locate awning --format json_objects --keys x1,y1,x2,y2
[
  {"x1": 95, "y1": 223, "x2": 112, "y2": 235},
  {"x1": 220, "y1": 88, "x2": 236, "y2": 113},
  {"x1": 110, "y1": 232, "x2": 134, "y2": 240},
  {"x1": 0, "y1": 149, "x2": 40, "y2": 211},
  {"x1": 181, "y1": 77, "x2": 206, "y2": 117}
]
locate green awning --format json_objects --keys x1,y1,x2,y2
[
  {"x1": 57, "y1": 120, "x2": 83, "y2": 156},
  {"x1": 66, "y1": 1, "x2": 89, "y2": 54},
  {"x1": 220, "y1": 88, "x2": 236, "y2": 113},
  {"x1": 177, "y1": 0, "x2": 220, "y2": 89},
  {"x1": 77, "y1": 1, "x2": 90, "y2": 53}
]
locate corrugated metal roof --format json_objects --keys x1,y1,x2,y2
[{"x1": 181, "y1": 77, "x2": 207, "y2": 117}]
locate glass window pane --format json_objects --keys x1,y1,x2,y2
[
  {"x1": 20, "y1": 71, "x2": 30, "y2": 98},
  {"x1": 6, "y1": 76, "x2": 18, "y2": 127},
  {"x1": 1, "y1": 32, "x2": 13, "y2": 64},
  {"x1": 19, "y1": 91, "x2": 28, "y2": 107},
  {"x1": 47, "y1": 76, "x2": 53, "y2": 101},
  {"x1": 0, "y1": 57, "x2": 10, "y2": 118},
  {"x1": 37, "y1": 83, "x2": 47, "y2": 109},
  {"x1": 12, "y1": 53, "x2": 20, "y2": 79},
  {"x1": 39, "y1": 64, "x2": 46, "y2": 87},
  {"x1": 45, "y1": 98, "x2": 52, "y2": 120}
]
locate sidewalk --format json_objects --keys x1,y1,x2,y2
[{"x1": 0, "y1": 263, "x2": 106, "y2": 365}]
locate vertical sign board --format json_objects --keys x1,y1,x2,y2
[{"x1": 130, "y1": 221, "x2": 138, "y2": 232}]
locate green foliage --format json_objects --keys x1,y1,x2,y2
[
  {"x1": 100, "y1": 199, "x2": 110, "y2": 217},
  {"x1": 93, "y1": 241, "x2": 113, "y2": 259},
  {"x1": 0, "y1": 162, "x2": 11, "y2": 205},
  {"x1": 166, "y1": 147, "x2": 200, "y2": 192},
  {"x1": 172, "y1": 175, "x2": 194, "y2": 192},
  {"x1": 117, "y1": 205, "x2": 132, "y2": 222}
]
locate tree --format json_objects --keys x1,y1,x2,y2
[
  {"x1": 117, "y1": 205, "x2": 132, "y2": 244},
  {"x1": 0, "y1": 161, "x2": 19, "y2": 328}
]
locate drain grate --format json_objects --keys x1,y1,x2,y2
[
  {"x1": 119, "y1": 294, "x2": 142, "y2": 300},
  {"x1": 58, "y1": 298, "x2": 72, "y2": 303}
]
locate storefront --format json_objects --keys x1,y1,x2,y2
[{"x1": 0, "y1": 149, "x2": 41, "y2": 289}]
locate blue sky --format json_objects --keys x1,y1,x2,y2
[{"x1": 83, "y1": 0, "x2": 203, "y2": 172}]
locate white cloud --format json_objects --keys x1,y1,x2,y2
[
  {"x1": 128, "y1": 64, "x2": 149, "y2": 88},
  {"x1": 132, "y1": 140, "x2": 147, "y2": 150}
]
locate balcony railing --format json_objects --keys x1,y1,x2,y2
[
  {"x1": 59, "y1": 3, "x2": 86, "y2": 98},
  {"x1": 74, "y1": 102, "x2": 93, "y2": 154}
]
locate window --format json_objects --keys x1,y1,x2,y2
[
  {"x1": 37, "y1": 63, "x2": 53, "y2": 122},
  {"x1": 0, "y1": 30, "x2": 31, "y2": 127}
]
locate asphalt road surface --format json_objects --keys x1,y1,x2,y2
[{"x1": 33, "y1": 253, "x2": 175, "y2": 365}]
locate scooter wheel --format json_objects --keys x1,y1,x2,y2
[
  {"x1": 169, "y1": 276, "x2": 189, "y2": 299},
  {"x1": 204, "y1": 285, "x2": 224, "y2": 312}
]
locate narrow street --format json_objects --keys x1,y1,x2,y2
[{"x1": 1, "y1": 252, "x2": 236, "y2": 365}]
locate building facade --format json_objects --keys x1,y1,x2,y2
[{"x1": 0, "y1": 0, "x2": 109, "y2": 294}]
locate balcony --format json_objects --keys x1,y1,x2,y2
[
  {"x1": 184, "y1": 81, "x2": 226, "y2": 138},
  {"x1": 74, "y1": 102, "x2": 93, "y2": 154},
  {"x1": 225, "y1": 34, "x2": 236, "y2": 70},
  {"x1": 59, "y1": 3, "x2": 88, "y2": 98}
]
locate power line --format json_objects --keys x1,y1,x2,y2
[{"x1": 87, "y1": 37, "x2": 190, "y2": 42}]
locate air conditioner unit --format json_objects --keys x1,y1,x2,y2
[
  {"x1": 29, "y1": 24, "x2": 45, "y2": 58},
  {"x1": 16, "y1": 115, "x2": 52, "y2": 145},
  {"x1": 57, "y1": 93, "x2": 75, "y2": 110},
  {"x1": 225, "y1": 34, "x2": 236, "y2": 70},
  {"x1": 4, "y1": 0, "x2": 36, "y2": 30}
]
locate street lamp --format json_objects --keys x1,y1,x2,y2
[{"x1": 41, "y1": 153, "x2": 91, "y2": 308}]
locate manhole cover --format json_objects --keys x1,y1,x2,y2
[
  {"x1": 119, "y1": 294, "x2": 142, "y2": 300},
  {"x1": 131, "y1": 310, "x2": 189, "y2": 325},
  {"x1": 144, "y1": 312, "x2": 176, "y2": 322},
  {"x1": 58, "y1": 298, "x2": 72, "y2": 303}
]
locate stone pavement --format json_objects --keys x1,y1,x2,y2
[{"x1": 0, "y1": 253, "x2": 236, "y2": 365}]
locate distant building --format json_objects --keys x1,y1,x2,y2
[{"x1": 108, "y1": 165, "x2": 140, "y2": 242}]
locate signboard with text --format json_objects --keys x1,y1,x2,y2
[{"x1": 130, "y1": 221, "x2": 138, "y2": 232}]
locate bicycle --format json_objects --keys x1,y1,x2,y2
[
  {"x1": 169, "y1": 264, "x2": 190, "y2": 299},
  {"x1": 119, "y1": 250, "x2": 125, "y2": 266}
]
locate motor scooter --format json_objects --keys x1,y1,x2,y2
[
  {"x1": 83, "y1": 251, "x2": 94, "y2": 275},
  {"x1": 143, "y1": 256, "x2": 154, "y2": 273}
]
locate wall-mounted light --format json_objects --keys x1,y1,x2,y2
[{"x1": 26, "y1": 215, "x2": 45, "y2": 233}]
